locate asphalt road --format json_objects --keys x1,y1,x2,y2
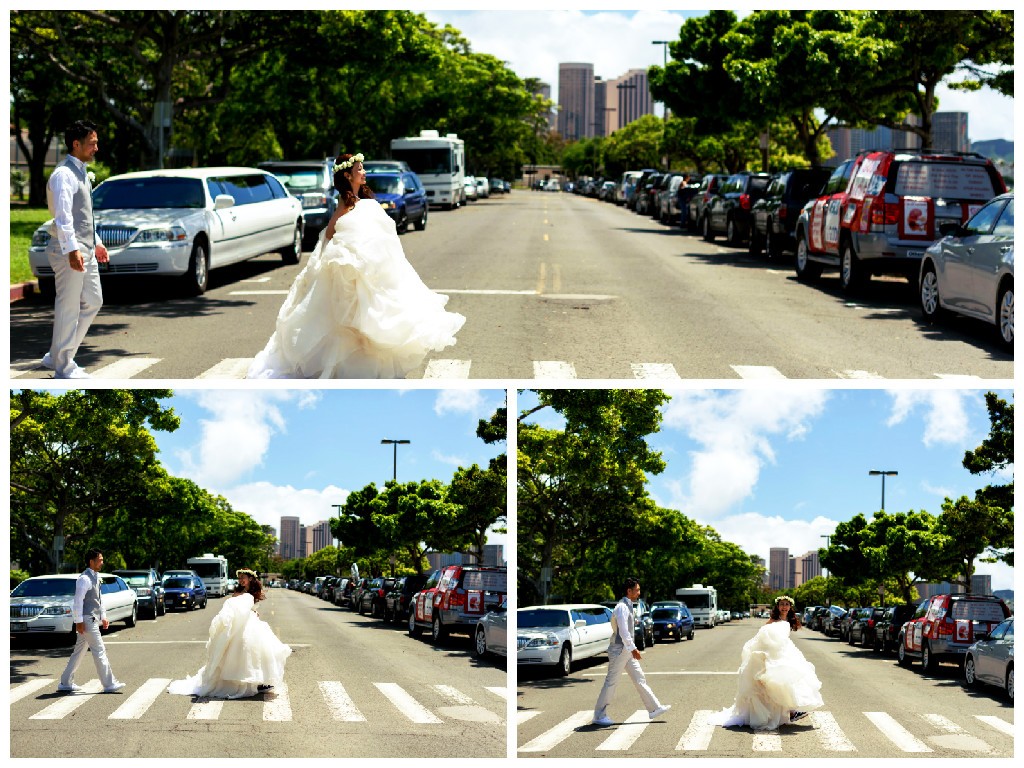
[
  {"x1": 8, "y1": 191, "x2": 1013, "y2": 381},
  {"x1": 516, "y1": 617, "x2": 1013, "y2": 758},
  {"x1": 9, "y1": 588, "x2": 508, "y2": 758}
]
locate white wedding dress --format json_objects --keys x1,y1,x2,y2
[
  {"x1": 247, "y1": 198, "x2": 465, "y2": 379},
  {"x1": 708, "y1": 620, "x2": 824, "y2": 730},
  {"x1": 167, "y1": 593, "x2": 291, "y2": 699}
]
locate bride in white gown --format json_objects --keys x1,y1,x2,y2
[
  {"x1": 167, "y1": 570, "x2": 290, "y2": 699},
  {"x1": 247, "y1": 153, "x2": 465, "y2": 379},
  {"x1": 708, "y1": 596, "x2": 823, "y2": 730}
]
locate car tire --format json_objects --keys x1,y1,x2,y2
[
  {"x1": 688, "y1": 631, "x2": 695, "y2": 641},
  {"x1": 358, "y1": 600, "x2": 366, "y2": 616},
  {"x1": 748, "y1": 228, "x2": 763, "y2": 257},
  {"x1": 765, "y1": 225, "x2": 784, "y2": 261},
  {"x1": 125, "y1": 602, "x2": 137, "y2": 628},
  {"x1": 701, "y1": 215, "x2": 715, "y2": 242},
  {"x1": 557, "y1": 645, "x2": 572, "y2": 677},
  {"x1": 794, "y1": 236, "x2": 822, "y2": 281},
  {"x1": 183, "y1": 240, "x2": 210, "y2": 296},
  {"x1": 964, "y1": 655, "x2": 979, "y2": 688},
  {"x1": 840, "y1": 240, "x2": 867, "y2": 293},
  {"x1": 397, "y1": 209, "x2": 409, "y2": 235},
  {"x1": 919, "y1": 261, "x2": 944, "y2": 322},
  {"x1": 897, "y1": 635, "x2": 911, "y2": 667},
  {"x1": 149, "y1": 601, "x2": 158, "y2": 620},
  {"x1": 727, "y1": 217, "x2": 741, "y2": 246},
  {"x1": 1006, "y1": 665, "x2": 1013, "y2": 701},
  {"x1": 37, "y1": 277, "x2": 56, "y2": 301},
  {"x1": 847, "y1": 630, "x2": 855, "y2": 646},
  {"x1": 280, "y1": 222, "x2": 303, "y2": 265},
  {"x1": 414, "y1": 206, "x2": 428, "y2": 231},
  {"x1": 473, "y1": 627, "x2": 488, "y2": 658},
  {"x1": 996, "y1": 280, "x2": 1013, "y2": 349},
  {"x1": 431, "y1": 614, "x2": 448, "y2": 644},
  {"x1": 408, "y1": 611, "x2": 422, "y2": 638},
  {"x1": 383, "y1": 605, "x2": 393, "y2": 623},
  {"x1": 921, "y1": 641, "x2": 935, "y2": 673}
]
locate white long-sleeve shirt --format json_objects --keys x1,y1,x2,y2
[
  {"x1": 71, "y1": 568, "x2": 106, "y2": 623},
  {"x1": 48, "y1": 155, "x2": 103, "y2": 255},
  {"x1": 612, "y1": 598, "x2": 637, "y2": 653}
]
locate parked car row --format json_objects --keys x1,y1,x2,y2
[
  {"x1": 295, "y1": 564, "x2": 508, "y2": 661},
  {"x1": 578, "y1": 149, "x2": 1012, "y2": 348},
  {"x1": 804, "y1": 592, "x2": 1013, "y2": 701}
]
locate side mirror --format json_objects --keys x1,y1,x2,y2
[
  {"x1": 939, "y1": 221, "x2": 964, "y2": 238},
  {"x1": 214, "y1": 194, "x2": 235, "y2": 210},
  {"x1": 574, "y1": 619, "x2": 587, "y2": 629}
]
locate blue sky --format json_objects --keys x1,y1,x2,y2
[
  {"x1": 146, "y1": 388, "x2": 507, "y2": 552},
  {"x1": 520, "y1": 387, "x2": 1014, "y2": 591},
  {"x1": 423, "y1": 8, "x2": 1014, "y2": 143}
]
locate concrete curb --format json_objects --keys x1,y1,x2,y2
[{"x1": 10, "y1": 280, "x2": 40, "y2": 303}]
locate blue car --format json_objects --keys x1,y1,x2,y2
[
  {"x1": 365, "y1": 171, "x2": 429, "y2": 233},
  {"x1": 162, "y1": 575, "x2": 208, "y2": 611},
  {"x1": 651, "y1": 604, "x2": 695, "y2": 641}
]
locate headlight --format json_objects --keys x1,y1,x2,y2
[
  {"x1": 134, "y1": 226, "x2": 187, "y2": 243},
  {"x1": 302, "y1": 195, "x2": 327, "y2": 209},
  {"x1": 31, "y1": 231, "x2": 51, "y2": 247},
  {"x1": 42, "y1": 605, "x2": 72, "y2": 616},
  {"x1": 135, "y1": 587, "x2": 151, "y2": 596},
  {"x1": 380, "y1": 201, "x2": 396, "y2": 210},
  {"x1": 522, "y1": 633, "x2": 560, "y2": 648}
]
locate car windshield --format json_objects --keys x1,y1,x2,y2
[
  {"x1": 11, "y1": 579, "x2": 76, "y2": 597},
  {"x1": 652, "y1": 608, "x2": 681, "y2": 620},
  {"x1": 391, "y1": 148, "x2": 451, "y2": 175},
  {"x1": 164, "y1": 578, "x2": 193, "y2": 589},
  {"x1": 268, "y1": 169, "x2": 324, "y2": 191},
  {"x1": 94, "y1": 177, "x2": 206, "y2": 209},
  {"x1": 519, "y1": 609, "x2": 571, "y2": 628},
  {"x1": 365, "y1": 175, "x2": 403, "y2": 195},
  {"x1": 120, "y1": 575, "x2": 149, "y2": 586}
]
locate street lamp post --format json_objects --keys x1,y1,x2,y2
[
  {"x1": 651, "y1": 39, "x2": 670, "y2": 120},
  {"x1": 868, "y1": 470, "x2": 898, "y2": 510},
  {"x1": 380, "y1": 438, "x2": 410, "y2": 481},
  {"x1": 331, "y1": 503, "x2": 343, "y2": 550}
]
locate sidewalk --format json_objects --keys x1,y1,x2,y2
[{"x1": 10, "y1": 280, "x2": 41, "y2": 303}]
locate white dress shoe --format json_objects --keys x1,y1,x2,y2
[{"x1": 649, "y1": 704, "x2": 671, "y2": 720}]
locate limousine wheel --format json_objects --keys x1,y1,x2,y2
[
  {"x1": 280, "y1": 223, "x2": 302, "y2": 265},
  {"x1": 124, "y1": 602, "x2": 137, "y2": 628},
  {"x1": 557, "y1": 645, "x2": 572, "y2": 676},
  {"x1": 184, "y1": 241, "x2": 210, "y2": 296}
]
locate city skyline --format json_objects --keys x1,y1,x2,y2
[{"x1": 425, "y1": 9, "x2": 1014, "y2": 143}]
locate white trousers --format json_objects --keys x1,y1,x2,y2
[
  {"x1": 594, "y1": 646, "x2": 661, "y2": 719},
  {"x1": 60, "y1": 617, "x2": 116, "y2": 689},
  {"x1": 46, "y1": 248, "x2": 103, "y2": 376}
]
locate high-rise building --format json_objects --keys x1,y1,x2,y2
[
  {"x1": 769, "y1": 548, "x2": 790, "y2": 591},
  {"x1": 932, "y1": 111, "x2": 970, "y2": 153},
  {"x1": 613, "y1": 68, "x2": 654, "y2": 129},
  {"x1": 279, "y1": 516, "x2": 300, "y2": 560},
  {"x1": 298, "y1": 525, "x2": 315, "y2": 559},
  {"x1": 558, "y1": 62, "x2": 595, "y2": 141},
  {"x1": 532, "y1": 80, "x2": 555, "y2": 132},
  {"x1": 797, "y1": 551, "x2": 821, "y2": 586},
  {"x1": 312, "y1": 520, "x2": 333, "y2": 554},
  {"x1": 971, "y1": 574, "x2": 993, "y2": 595}
]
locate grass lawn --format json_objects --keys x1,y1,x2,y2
[{"x1": 10, "y1": 204, "x2": 49, "y2": 286}]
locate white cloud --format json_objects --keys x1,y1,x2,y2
[
  {"x1": 218, "y1": 481, "x2": 349, "y2": 531},
  {"x1": 432, "y1": 450, "x2": 469, "y2": 468},
  {"x1": 661, "y1": 389, "x2": 829, "y2": 519},
  {"x1": 434, "y1": 389, "x2": 485, "y2": 416},
  {"x1": 711, "y1": 511, "x2": 840, "y2": 567},
  {"x1": 174, "y1": 390, "x2": 317, "y2": 487},
  {"x1": 921, "y1": 480, "x2": 957, "y2": 500},
  {"x1": 885, "y1": 390, "x2": 971, "y2": 448}
]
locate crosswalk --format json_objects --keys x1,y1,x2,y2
[
  {"x1": 517, "y1": 708, "x2": 1014, "y2": 755},
  {"x1": 9, "y1": 357, "x2": 984, "y2": 381},
  {"x1": 10, "y1": 677, "x2": 507, "y2": 725}
]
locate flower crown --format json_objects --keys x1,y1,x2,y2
[
  {"x1": 236, "y1": 568, "x2": 258, "y2": 578},
  {"x1": 333, "y1": 153, "x2": 364, "y2": 173},
  {"x1": 774, "y1": 595, "x2": 794, "y2": 605}
]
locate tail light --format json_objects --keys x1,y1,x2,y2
[
  {"x1": 867, "y1": 619, "x2": 875, "y2": 628},
  {"x1": 445, "y1": 589, "x2": 466, "y2": 609},
  {"x1": 936, "y1": 620, "x2": 954, "y2": 636},
  {"x1": 778, "y1": 203, "x2": 788, "y2": 219},
  {"x1": 869, "y1": 201, "x2": 900, "y2": 227},
  {"x1": 739, "y1": 193, "x2": 751, "y2": 210}
]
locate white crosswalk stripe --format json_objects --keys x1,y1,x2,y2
[
  {"x1": 809, "y1": 710, "x2": 857, "y2": 751},
  {"x1": 533, "y1": 360, "x2": 577, "y2": 379},
  {"x1": 485, "y1": 687, "x2": 510, "y2": 701},
  {"x1": 675, "y1": 709, "x2": 716, "y2": 751},
  {"x1": 518, "y1": 709, "x2": 594, "y2": 752},
  {"x1": 374, "y1": 682, "x2": 443, "y2": 724},
  {"x1": 595, "y1": 709, "x2": 651, "y2": 751},
  {"x1": 975, "y1": 715, "x2": 1014, "y2": 736},
  {"x1": 631, "y1": 363, "x2": 680, "y2": 379},
  {"x1": 9, "y1": 679, "x2": 55, "y2": 705},
  {"x1": 197, "y1": 358, "x2": 253, "y2": 379},
  {"x1": 263, "y1": 682, "x2": 291, "y2": 721},
  {"x1": 108, "y1": 677, "x2": 171, "y2": 719},
  {"x1": 423, "y1": 359, "x2": 472, "y2": 378},
  {"x1": 90, "y1": 358, "x2": 163, "y2": 379},
  {"x1": 29, "y1": 679, "x2": 104, "y2": 719},
  {"x1": 865, "y1": 712, "x2": 933, "y2": 752},
  {"x1": 732, "y1": 365, "x2": 786, "y2": 379},
  {"x1": 318, "y1": 681, "x2": 366, "y2": 722}
]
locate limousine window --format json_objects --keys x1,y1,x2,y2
[
  {"x1": 100, "y1": 576, "x2": 127, "y2": 594},
  {"x1": 264, "y1": 173, "x2": 290, "y2": 200},
  {"x1": 93, "y1": 177, "x2": 206, "y2": 210},
  {"x1": 518, "y1": 609, "x2": 570, "y2": 628},
  {"x1": 212, "y1": 175, "x2": 275, "y2": 206}
]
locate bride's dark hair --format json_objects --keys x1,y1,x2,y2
[
  {"x1": 333, "y1": 154, "x2": 375, "y2": 210},
  {"x1": 239, "y1": 573, "x2": 266, "y2": 603},
  {"x1": 770, "y1": 599, "x2": 801, "y2": 630}
]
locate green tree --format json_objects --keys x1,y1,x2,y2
[
  {"x1": 517, "y1": 389, "x2": 669, "y2": 603},
  {"x1": 10, "y1": 389, "x2": 179, "y2": 574},
  {"x1": 961, "y1": 392, "x2": 1014, "y2": 514},
  {"x1": 603, "y1": 116, "x2": 664, "y2": 177}
]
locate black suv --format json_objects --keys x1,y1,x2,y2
[
  {"x1": 384, "y1": 574, "x2": 428, "y2": 623},
  {"x1": 258, "y1": 158, "x2": 337, "y2": 249},
  {"x1": 847, "y1": 606, "x2": 886, "y2": 648},
  {"x1": 702, "y1": 171, "x2": 772, "y2": 245},
  {"x1": 687, "y1": 173, "x2": 730, "y2": 232},
  {"x1": 635, "y1": 173, "x2": 663, "y2": 216},
  {"x1": 875, "y1": 604, "x2": 918, "y2": 654},
  {"x1": 112, "y1": 569, "x2": 165, "y2": 619},
  {"x1": 749, "y1": 168, "x2": 830, "y2": 259}
]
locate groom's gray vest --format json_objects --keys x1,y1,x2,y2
[
  {"x1": 46, "y1": 157, "x2": 95, "y2": 254},
  {"x1": 81, "y1": 569, "x2": 103, "y2": 620},
  {"x1": 609, "y1": 596, "x2": 635, "y2": 651}
]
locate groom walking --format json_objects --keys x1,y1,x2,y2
[{"x1": 42, "y1": 120, "x2": 108, "y2": 379}]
